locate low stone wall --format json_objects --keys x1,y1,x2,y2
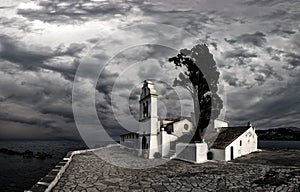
[{"x1": 26, "y1": 144, "x2": 119, "y2": 192}]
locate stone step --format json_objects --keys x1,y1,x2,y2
[{"x1": 163, "y1": 150, "x2": 176, "y2": 159}]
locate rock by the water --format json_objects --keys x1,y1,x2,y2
[
  {"x1": 35, "y1": 152, "x2": 52, "y2": 159},
  {"x1": 23, "y1": 150, "x2": 34, "y2": 158},
  {"x1": 0, "y1": 148, "x2": 52, "y2": 159},
  {"x1": 0, "y1": 148, "x2": 21, "y2": 155}
]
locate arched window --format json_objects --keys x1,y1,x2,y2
[
  {"x1": 143, "y1": 101, "x2": 148, "y2": 117},
  {"x1": 142, "y1": 136, "x2": 147, "y2": 149},
  {"x1": 145, "y1": 101, "x2": 148, "y2": 117}
]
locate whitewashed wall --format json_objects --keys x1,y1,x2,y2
[
  {"x1": 224, "y1": 127, "x2": 258, "y2": 161},
  {"x1": 161, "y1": 129, "x2": 177, "y2": 156},
  {"x1": 173, "y1": 119, "x2": 193, "y2": 137},
  {"x1": 214, "y1": 119, "x2": 229, "y2": 128},
  {"x1": 148, "y1": 135, "x2": 159, "y2": 159}
]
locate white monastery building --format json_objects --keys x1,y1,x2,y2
[
  {"x1": 210, "y1": 122, "x2": 258, "y2": 161},
  {"x1": 120, "y1": 80, "x2": 258, "y2": 162}
]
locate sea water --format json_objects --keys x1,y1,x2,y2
[
  {"x1": 258, "y1": 140, "x2": 300, "y2": 149},
  {"x1": 0, "y1": 140, "x2": 87, "y2": 192}
]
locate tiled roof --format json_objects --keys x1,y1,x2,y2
[
  {"x1": 159, "y1": 116, "x2": 192, "y2": 122},
  {"x1": 120, "y1": 132, "x2": 139, "y2": 137},
  {"x1": 211, "y1": 126, "x2": 250, "y2": 149}
]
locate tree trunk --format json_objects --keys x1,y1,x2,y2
[
  {"x1": 192, "y1": 101, "x2": 201, "y2": 142},
  {"x1": 192, "y1": 94, "x2": 211, "y2": 143}
]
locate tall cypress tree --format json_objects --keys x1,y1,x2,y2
[{"x1": 169, "y1": 44, "x2": 223, "y2": 142}]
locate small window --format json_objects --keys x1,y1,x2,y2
[
  {"x1": 184, "y1": 123, "x2": 189, "y2": 130},
  {"x1": 240, "y1": 140, "x2": 242, "y2": 146}
]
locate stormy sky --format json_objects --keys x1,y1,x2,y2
[{"x1": 0, "y1": 0, "x2": 299, "y2": 141}]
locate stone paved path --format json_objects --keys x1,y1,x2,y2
[{"x1": 53, "y1": 147, "x2": 300, "y2": 192}]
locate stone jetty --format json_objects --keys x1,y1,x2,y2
[{"x1": 31, "y1": 146, "x2": 300, "y2": 192}]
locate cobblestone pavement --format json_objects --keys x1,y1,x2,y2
[{"x1": 53, "y1": 147, "x2": 300, "y2": 192}]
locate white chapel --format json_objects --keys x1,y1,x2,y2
[{"x1": 120, "y1": 80, "x2": 258, "y2": 162}]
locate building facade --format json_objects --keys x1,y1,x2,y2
[
  {"x1": 210, "y1": 123, "x2": 258, "y2": 161},
  {"x1": 120, "y1": 80, "x2": 258, "y2": 161}
]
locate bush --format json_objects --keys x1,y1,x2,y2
[{"x1": 153, "y1": 152, "x2": 161, "y2": 158}]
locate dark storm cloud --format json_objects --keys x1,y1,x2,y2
[
  {"x1": 0, "y1": 79, "x2": 52, "y2": 104},
  {"x1": 223, "y1": 48, "x2": 257, "y2": 67},
  {"x1": 0, "y1": 6, "x2": 14, "y2": 9},
  {"x1": 95, "y1": 98, "x2": 127, "y2": 137},
  {"x1": 224, "y1": 32, "x2": 267, "y2": 47},
  {"x1": 256, "y1": 64, "x2": 283, "y2": 82},
  {"x1": 224, "y1": 48, "x2": 257, "y2": 59},
  {"x1": 0, "y1": 35, "x2": 85, "y2": 80},
  {"x1": 0, "y1": 59, "x2": 77, "y2": 137},
  {"x1": 95, "y1": 68, "x2": 131, "y2": 132},
  {"x1": 243, "y1": 0, "x2": 300, "y2": 23},
  {"x1": 108, "y1": 44, "x2": 176, "y2": 69},
  {"x1": 243, "y1": 0, "x2": 296, "y2": 6},
  {"x1": 210, "y1": 42, "x2": 218, "y2": 50},
  {"x1": 269, "y1": 26, "x2": 296, "y2": 37},
  {"x1": 0, "y1": 35, "x2": 53, "y2": 70},
  {"x1": 40, "y1": 106, "x2": 74, "y2": 121},
  {"x1": 0, "y1": 17, "x2": 32, "y2": 32},
  {"x1": 17, "y1": 0, "x2": 143, "y2": 23},
  {"x1": 0, "y1": 95, "x2": 14, "y2": 102},
  {"x1": 128, "y1": 87, "x2": 140, "y2": 120},
  {"x1": 96, "y1": 69, "x2": 119, "y2": 95},
  {"x1": 223, "y1": 76, "x2": 239, "y2": 87},
  {"x1": 265, "y1": 47, "x2": 285, "y2": 56},
  {"x1": 0, "y1": 112, "x2": 55, "y2": 127},
  {"x1": 59, "y1": 43, "x2": 86, "y2": 57},
  {"x1": 157, "y1": 82, "x2": 184, "y2": 118},
  {"x1": 142, "y1": 8, "x2": 217, "y2": 37},
  {"x1": 284, "y1": 53, "x2": 300, "y2": 69},
  {"x1": 229, "y1": 77, "x2": 300, "y2": 128}
]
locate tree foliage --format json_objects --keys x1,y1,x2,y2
[{"x1": 169, "y1": 44, "x2": 223, "y2": 142}]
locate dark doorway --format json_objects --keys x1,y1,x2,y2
[
  {"x1": 230, "y1": 146, "x2": 234, "y2": 160},
  {"x1": 142, "y1": 136, "x2": 147, "y2": 149},
  {"x1": 207, "y1": 151, "x2": 213, "y2": 160},
  {"x1": 170, "y1": 141, "x2": 176, "y2": 150}
]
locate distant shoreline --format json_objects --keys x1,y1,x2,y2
[{"x1": 256, "y1": 127, "x2": 300, "y2": 141}]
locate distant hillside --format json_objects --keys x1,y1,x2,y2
[{"x1": 256, "y1": 127, "x2": 300, "y2": 140}]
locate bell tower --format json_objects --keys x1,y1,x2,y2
[
  {"x1": 139, "y1": 80, "x2": 157, "y2": 122},
  {"x1": 138, "y1": 80, "x2": 159, "y2": 158}
]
